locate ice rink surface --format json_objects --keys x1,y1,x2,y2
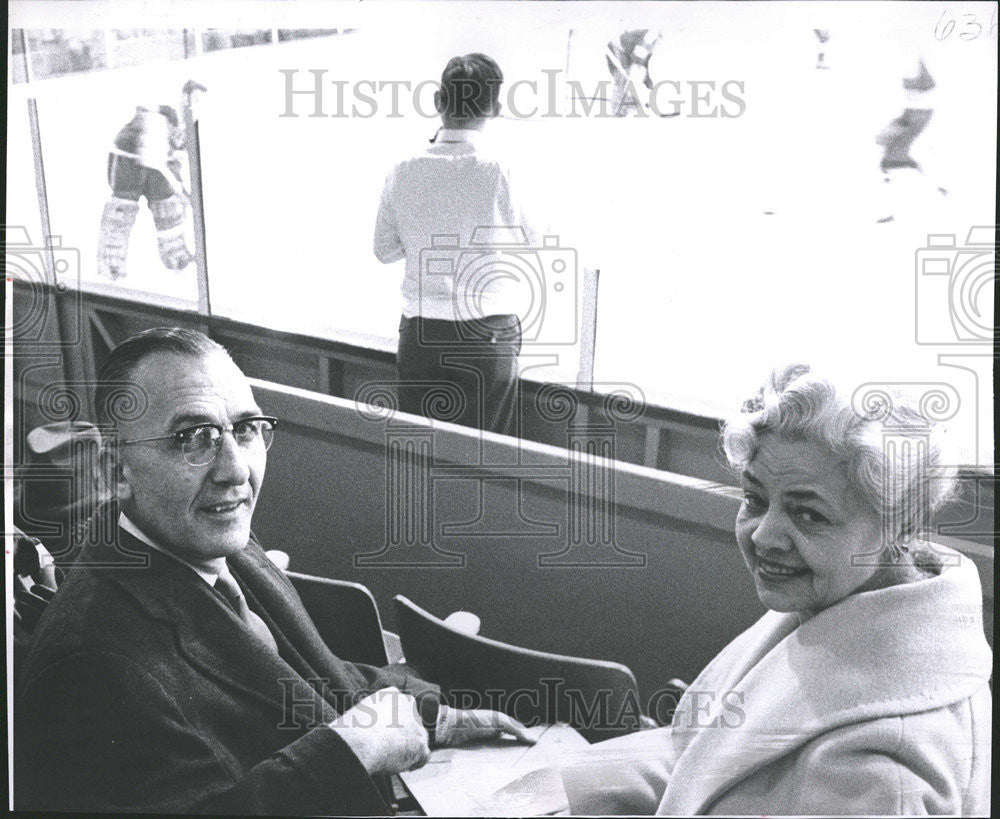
[{"x1": 7, "y1": 2, "x2": 996, "y2": 465}]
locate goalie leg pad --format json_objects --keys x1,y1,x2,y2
[
  {"x1": 149, "y1": 195, "x2": 193, "y2": 270},
  {"x1": 97, "y1": 196, "x2": 140, "y2": 280},
  {"x1": 148, "y1": 194, "x2": 187, "y2": 231}
]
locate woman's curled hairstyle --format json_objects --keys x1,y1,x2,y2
[{"x1": 722, "y1": 363, "x2": 957, "y2": 554}]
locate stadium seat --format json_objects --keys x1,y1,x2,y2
[
  {"x1": 393, "y1": 594, "x2": 643, "y2": 741},
  {"x1": 286, "y1": 570, "x2": 401, "y2": 666}
]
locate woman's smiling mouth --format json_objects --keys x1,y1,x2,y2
[{"x1": 756, "y1": 553, "x2": 809, "y2": 579}]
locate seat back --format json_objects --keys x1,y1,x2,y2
[
  {"x1": 13, "y1": 530, "x2": 62, "y2": 695},
  {"x1": 15, "y1": 421, "x2": 103, "y2": 565},
  {"x1": 393, "y1": 595, "x2": 641, "y2": 741},
  {"x1": 286, "y1": 571, "x2": 389, "y2": 666}
]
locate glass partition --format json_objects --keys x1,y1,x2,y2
[
  {"x1": 7, "y1": 3, "x2": 996, "y2": 467},
  {"x1": 27, "y1": 61, "x2": 201, "y2": 307}
]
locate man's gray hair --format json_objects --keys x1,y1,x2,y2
[{"x1": 94, "y1": 327, "x2": 231, "y2": 433}]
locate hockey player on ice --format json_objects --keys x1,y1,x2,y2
[{"x1": 96, "y1": 81, "x2": 205, "y2": 280}]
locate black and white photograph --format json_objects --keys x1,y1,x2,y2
[{"x1": 5, "y1": 0, "x2": 996, "y2": 815}]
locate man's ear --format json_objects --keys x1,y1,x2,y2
[
  {"x1": 99, "y1": 446, "x2": 133, "y2": 501},
  {"x1": 434, "y1": 89, "x2": 446, "y2": 115}
]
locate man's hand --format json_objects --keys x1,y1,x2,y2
[
  {"x1": 328, "y1": 687, "x2": 431, "y2": 775},
  {"x1": 437, "y1": 707, "x2": 541, "y2": 747}
]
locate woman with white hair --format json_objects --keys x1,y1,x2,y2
[{"x1": 562, "y1": 364, "x2": 991, "y2": 815}]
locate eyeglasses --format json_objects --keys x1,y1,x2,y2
[{"x1": 119, "y1": 416, "x2": 278, "y2": 466}]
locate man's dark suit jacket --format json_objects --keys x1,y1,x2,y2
[{"x1": 15, "y1": 517, "x2": 440, "y2": 814}]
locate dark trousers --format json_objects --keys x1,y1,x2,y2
[{"x1": 397, "y1": 315, "x2": 521, "y2": 435}]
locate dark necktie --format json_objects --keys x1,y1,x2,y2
[{"x1": 216, "y1": 564, "x2": 279, "y2": 653}]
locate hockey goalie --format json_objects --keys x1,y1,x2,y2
[{"x1": 96, "y1": 87, "x2": 201, "y2": 280}]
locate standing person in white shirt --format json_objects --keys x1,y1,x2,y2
[{"x1": 374, "y1": 53, "x2": 536, "y2": 436}]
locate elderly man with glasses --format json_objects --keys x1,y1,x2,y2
[{"x1": 15, "y1": 327, "x2": 532, "y2": 815}]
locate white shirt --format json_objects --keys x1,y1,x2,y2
[{"x1": 373, "y1": 128, "x2": 538, "y2": 321}]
